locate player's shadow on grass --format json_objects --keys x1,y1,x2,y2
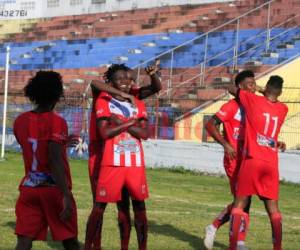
[
  {"x1": 5, "y1": 221, "x2": 83, "y2": 250},
  {"x1": 148, "y1": 220, "x2": 227, "y2": 250}
]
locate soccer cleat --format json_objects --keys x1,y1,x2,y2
[
  {"x1": 204, "y1": 225, "x2": 217, "y2": 249},
  {"x1": 237, "y1": 245, "x2": 249, "y2": 250}
]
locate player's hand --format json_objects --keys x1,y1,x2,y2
[
  {"x1": 256, "y1": 85, "x2": 265, "y2": 94},
  {"x1": 60, "y1": 193, "x2": 73, "y2": 221},
  {"x1": 111, "y1": 114, "x2": 123, "y2": 126},
  {"x1": 145, "y1": 59, "x2": 160, "y2": 76},
  {"x1": 277, "y1": 141, "x2": 286, "y2": 152},
  {"x1": 224, "y1": 142, "x2": 236, "y2": 160},
  {"x1": 127, "y1": 118, "x2": 138, "y2": 127},
  {"x1": 66, "y1": 134, "x2": 80, "y2": 147},
  {"x1": 120, "y1": 92, "x2": 135, "y2": 104}
]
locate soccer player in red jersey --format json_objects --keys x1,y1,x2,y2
[
  {"x1": 227, "y1": 76, "x2": 288, "y2": 250},
  {"x1": 85, "y1": 64, "x2": 160, "y2": 250},
  {"x1": 13, "y1": 71, "x2": 79, "y2": 250},
  {"x1": 88, "y1": 62, "x2": 161, "y2": 199},
  {"x1": 204, "y1": 70, "x2": 256, "y2": 250}
]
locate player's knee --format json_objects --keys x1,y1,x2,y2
[
  {"x1": 263, "y1": 199, "x2": 279, "y2": 215},
  {"x1": 62, "y1": 237, "x2": 80, "y2": 250},
  {"x1": 234, "y1": 196, "x2": 249, "y2": 209},
  {"x1": 132, "y1": 200, "x2": 145, "y2": 211}
]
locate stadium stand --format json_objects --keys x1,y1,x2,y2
[{"x1": 0, "y1": 0, "x2": 299, "y2": 146}]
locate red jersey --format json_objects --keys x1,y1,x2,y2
[
  {"x1": 215, "y1": 99, "x2": 245, "y2": 154},
  {"x1": 95, "y1": 92, "x2": 147, "y2": 167},
  {"x1": 13, "y1": 111, "x2": 72, "y2": 188},
  {"x1": 238, "y1": 89, "x2": 288, "y2": 162}
]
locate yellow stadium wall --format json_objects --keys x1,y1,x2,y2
[
  {"x1": 175, "y1": 57, "x2": 300, "y2": 148},
  {"x1": 175, "y1": 97, "x2": 229, "y2": 142}
]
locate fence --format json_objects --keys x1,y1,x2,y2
[{"x1": 1, "y1": 0, "x2": 300, "y2": 158}]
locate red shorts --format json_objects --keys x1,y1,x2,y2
[
  {"x1": 236, "y1": 158, "x2": 279, "y2": 200},
  {"x1": 15, "y1": 186, "x2": 78, "y2": 241},
  {"x1": 96, "y1": 166, "x2": 149, "y2": 203}
]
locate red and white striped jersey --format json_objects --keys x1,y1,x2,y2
[{"x1": 95, "y1": 92, "x2": 147, "y2": 167}]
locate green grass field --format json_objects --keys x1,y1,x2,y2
[{"x1": 0, "y1": 152, "x2": 299, "y2": 250}]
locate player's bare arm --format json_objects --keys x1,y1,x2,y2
[
  {"x1": 256, "y1": 85, "x2": 265, "y2": 95},
  {"x1": 110, "y1": 115, "x2": 148, "y2": 140},
  {"x1": 225, "y1": 85, "x2": 239, "y2": 97},
  {"x1": 127, "y1": 119, "x2": 149, "y2": 140},
  {"x1": 205, "y1": 116, "x2": 236, "y2": 160},
  {"x1": 138, "y1": 62, "x2": 162, "y2": 100},
  {"x1": 97, "y1": 118, "x2": 136, "y2": 140},
  {"x1": 48, "y1": 141, "x2": 73, "y2": 221},
  {"x1": 90, "y1": 80, "x2": 135, "y2": 103}
]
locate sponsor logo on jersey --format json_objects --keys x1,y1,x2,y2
[
  {"x1": 22, "y1": 172, "x2": 56, "y2": 187},
  {"x1": 257, "y1": 133, "x2": 276, "y2": 149},
  {"x1": 114, "y1": 139, "x2": 140, "y2": 153}
]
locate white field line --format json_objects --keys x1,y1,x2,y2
[
  {"x1": 1, "y1": 195, "x2": 299, "y2": 220},
  {"x1": 151, "y1": 195, "x2": 300, "y2": 220}
]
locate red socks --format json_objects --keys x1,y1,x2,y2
[
  {"x1": 84, "y1": 206, "x2": 105, "y2": 250},
  {"x1": 238, "y1": 212, "x2": 249, "y2": 242},
  {"x1": 270, "y1": 212, "x2": 282, "y2": 250},
  {"x1": 118, "y1": 209, "x2": 131, "y2": 250},
  {"x1": 134, "y1": 210, "x2": 148, "y2": 250},
  {"x1": 229, "y1": 208, "x2": 249, "y2": 250},
  {"x1": 212, "y1": 203, "x2": 233, "y2": 229}
]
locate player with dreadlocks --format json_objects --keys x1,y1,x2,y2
[
  {"x1": 85, "y1": 63, "x2": 161, "y2": 250},
  {"x1": 13, "y1": 71, "x2": 79, "y2": 250}
]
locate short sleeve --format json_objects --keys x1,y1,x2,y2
[
  {"x1": 215, "y1": 101, "x2": 237, "y2": 122},
  {"x1": 95, "y1": 95, "x2": 111, "y2": 119},
  {"x1": 137, "y1": 101, "x2": 148, "y2": 120},
  {"x1": 49, "y1": 117, "x2": 68, "y2": 145}
]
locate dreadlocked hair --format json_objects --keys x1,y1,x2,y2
[
  {"x1": 24, "y1": 70, "x2": 64, "y2": 107},
  {"x1": 104, "y1": 64, "x2": 130, "y2": 83}
]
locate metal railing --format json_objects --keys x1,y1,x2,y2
[{"x1": 133, "y1": 0, "x2": 300, "y2": 101}]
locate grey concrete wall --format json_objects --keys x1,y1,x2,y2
[{"x1": 143, "y1": 140, "x2": 300, "y2": 184}]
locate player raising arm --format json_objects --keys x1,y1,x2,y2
[
  {"x1": 226, "y1": 76, "x2": 288, "y2": 250},
  {"x1": 13, "y1": 71, "x2": 79, "y2": 250},
  {"x1": 85, "y1": 63, "x2": 161, "y2": 250},
  {"x1": 85, "y1": 65, "x2": 150, "y2": 250},
  {"x1": 203, "y1": 70, "x2": 256, "y2": 250},
  {"x1": 90, "y1": 60, "x2": 162, "y2": 102}
]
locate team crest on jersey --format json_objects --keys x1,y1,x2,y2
[
  {"x1": 96, "y1": 108, "x2": 104, "y2": 115},
  {"x1": 99, "y1": 187, "x2": 106, "y2": 197}
]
